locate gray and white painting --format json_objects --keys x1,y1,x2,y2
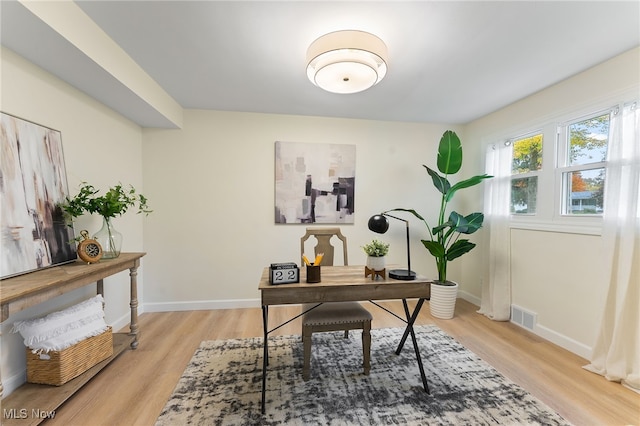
[
  {"x1": 275, "y1": 141, "x2": 355, "y2": 224},
  {"x1": 1, "y1": 113, "x2": 76, "y2": 278}
]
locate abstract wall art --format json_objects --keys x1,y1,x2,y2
[
  {"x1": 1, "y1": 113, "x2": 76, "y2": 279},
  {"x1": 275, "y1": 141, "x2": 355, "y2": 224}
]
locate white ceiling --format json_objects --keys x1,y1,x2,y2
[{"x1": 2, "y1": 1, "x2": 639, "y2": 128}]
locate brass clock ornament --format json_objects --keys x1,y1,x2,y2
[{"x1": 77, "y1": 230, "x2": 103, "y2": 264}]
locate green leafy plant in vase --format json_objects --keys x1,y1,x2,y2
[
  {"x1": 362, "y1": 239, "x2": 389, "y2": 271},
  {"x1": 387, "y1": 130, "x2": 492, "y2": 318},
  {"x1": 61, "y1": 182, "x2": 151, "y2": 259}
]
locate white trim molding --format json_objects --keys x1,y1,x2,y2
[{"x1": 144, "y1": 299, "x2": 261, "y2": 313}]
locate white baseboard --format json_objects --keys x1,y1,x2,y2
[
  {"x1": 143, "y1": 298, "x2": 430, "y2": 313},
  {"x1": 534, "y1": 323, "x2": 592, "y2": 360},
  {"x1": 455, "y1": 293, "x2": 591, "y2": 360},
  {"x1": 110, "y1": 311, "x2": 136, "y2": 332},
  {"x1": 458, "y1": 290, "x2": 481, "y2": 307},
  {"x1": 141, "y1": 296, "x2": 592, "y2": 360},
  {"x1": 2, "y1": 369, "x2": 27, "y2": 397},
  {"x1": 144, "y1": 299, "x2": 261, "y2": 312}
]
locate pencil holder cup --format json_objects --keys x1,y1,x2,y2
[{"x1": 306, "y1": 265, "x2": 321, "y2": 283}]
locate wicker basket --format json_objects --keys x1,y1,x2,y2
[{"x1": 26, "y1": 327, "x2": 113, "y2": 386}]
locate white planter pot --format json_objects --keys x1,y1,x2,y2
[
  {"x1": 366, "y1": 255, "x2": 386, "y2": 271},
  {"x1": 430, "y1": 281, "x2": 459, "y2": 319}
]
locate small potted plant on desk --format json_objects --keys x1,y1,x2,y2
[
  {"x1": 61, "y1": 182, "x2": 151, "y2": 259},
  {"x1": 362, "y1": 239, "x2": 390, "y2": 276},
  {"x1": 389, "y1": 130, "x2": 492, "y2": 319}
]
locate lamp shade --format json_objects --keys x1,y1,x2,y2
[
  {"x1": 306, "y1": 30, "x2": 388, "y2": 94},
  {"x1": 368, "y1": 214, "x2": 390, "y2": 234}
]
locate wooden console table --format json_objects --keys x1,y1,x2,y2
[{"x1": 0, "y1": 252, "x2": 145, "y2": 425}]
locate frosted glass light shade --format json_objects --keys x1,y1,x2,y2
[{"x1": 306, "y1": 30, "x2": 388, "y2": 94}]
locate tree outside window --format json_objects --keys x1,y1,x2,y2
[
  {"x1": 510, "y1": 134, "x2": 542, "y2": 214},
  {"x1": 563, "y1": 113, "x2": 609, "y2": 215}
]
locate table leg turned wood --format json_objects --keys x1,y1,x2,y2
[{"x1": 129, "y1": 260, "x2": 140, "y2": 349}]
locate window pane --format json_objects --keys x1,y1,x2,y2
[
  {"x1": 512, "y1": 134, "x2": 543, "y2": 174},
  {"x1": 511, "y1": 176, "x2": 538, "y2": 214},
  {"x1": 565, "y1": 168, "x2": 605, "y2": 214},
  {"x1": 568, "y1": 114, "x2": 609, "y2": 166}
]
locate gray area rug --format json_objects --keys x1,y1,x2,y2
[{"x1": 156, "y1": 325, "x2": 570, "y2": 425}]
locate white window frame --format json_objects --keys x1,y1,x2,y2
[
  {"x1": 500, "y1": 117, "x2": 613, "y2": 236},
  {"x1": 486, "y1": 90, "x2": 637, "y2": 237},
  {"x1": 556, "y1": 108, "x2": 611, "y2": 218},
  {"x1": 508, "y1": 130, "x2": 544, "y2": 216}
]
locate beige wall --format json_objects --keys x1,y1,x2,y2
[
  {"x1": 462, "y1": 47, "x2": 640, "y2": 355},
  {"x1": 1, "y1": 47, "x2": 145, "y2": 394},
  {"x1": 141, "y1": 110, "x2": 463, "y2": 307}
]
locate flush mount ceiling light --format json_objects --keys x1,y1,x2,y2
[{"x1": 306, "y1": 30, "x2": 388, "y2": 94}]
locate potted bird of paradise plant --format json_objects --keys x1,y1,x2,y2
[{"x1": 388, "y1": 130, "x2": 492, "y2": 318}]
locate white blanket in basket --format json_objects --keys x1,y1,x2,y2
[{"x1": 12, "y1": 295, "x2": 108, "y2": 353}]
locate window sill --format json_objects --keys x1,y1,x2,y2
[{"x1": 509, "y1": 219, "x2": 602, "y2": 236}]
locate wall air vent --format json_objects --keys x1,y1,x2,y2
[{"x1": 511, "y1": 305, "x2": 537, "y2": 331}]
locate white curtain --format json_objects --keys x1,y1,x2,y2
[
  {"x1": 584, "y1": 102, "x2": 640, "y2": 392},
  {"x1": 479, "y1": 142, "x2": 512, "y2": 321}
]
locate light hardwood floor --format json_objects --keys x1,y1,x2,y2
[{"x1": 44, "y1": 299, "x2": 639, "y2": 425}]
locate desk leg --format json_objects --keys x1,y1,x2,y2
[
  {"x1": 261, "y1": 305, "x2": 269, "y2": 414},
  {"x1": 396, "y1": 298, "x2": 425, "y2": 354},
  {"x1": 396, "y1": 298, "x2": 430, "y2": 394}
]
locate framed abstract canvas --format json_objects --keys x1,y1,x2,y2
[
  {"x1": 1, "y1": 113, "x2": 77, "y2": 279},
  {"x1": 275, "y1": 141, "x2": 355, "y2": 224}
]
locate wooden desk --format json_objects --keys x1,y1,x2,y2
[
  {"x1": 258, "y1": 265, "x2": 432, "y2": 413},
  {"x1": 0, "y1": 252, "x2": 145, "y2": 425}
]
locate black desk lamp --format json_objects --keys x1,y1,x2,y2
[{"x1": 368, "y1": 213, "x2": 416, "y2": 280}]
